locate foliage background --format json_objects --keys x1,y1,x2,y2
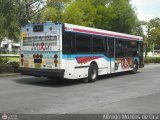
[{"x1": 0, "y1": 0, "x2": 160, "y2": 51}]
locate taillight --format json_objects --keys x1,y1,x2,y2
[
  {"x1": 21, "y1": 54, "x2": 24, "y2": 58},
  {"x1": 40, "y1": 54, "x2": 43, "y2": 58},
  {"x1": 54, "y1": 54, "x2": 58, "y2": 59},
  {"x1": 54, "y1": 54, "x2": 58, "y2": 67},
  {"x1": 54, "y1": 60, "x2": 58, "y2": 64},
  {"x1": 37, "y1": 54, "x2": 40, "y2": 58},
  {"x1": 33, "y1": 54, "x2": 42, "y2": 59},
  {"x1": 33, "y1": 54, "x2": 36, "y2": 58}
]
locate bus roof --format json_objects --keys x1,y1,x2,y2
[{"x1": 64, "y1": 23, "x2": 143, "y2": 41}]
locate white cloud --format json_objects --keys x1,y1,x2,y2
[
  {"x1": 131, "y1": 0, "x2": 160, "y2": 7},
  {"x1": 131, "y1": 0, "x2": 160, "y2": 21},
  {"x1": 136, "y1": 9, "x2": 154, "y2": 21}
]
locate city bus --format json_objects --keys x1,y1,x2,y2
[{"x1": 19, "y1": 21, "x2": 144, "y2": 82}]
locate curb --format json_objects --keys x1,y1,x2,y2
[
  {"x1": 144, "y1": 63, "x2": 160, "y2": 65},
  {"x1": 0, "y1": 73, "x2": 21, "y2": 77}
]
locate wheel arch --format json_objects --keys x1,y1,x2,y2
[
  {"x1": 88, "y1": 61, "x2": 98, "y2": 82},
  {"x1": 90, "y1": 61, "x2": 98, "y2": 69}
]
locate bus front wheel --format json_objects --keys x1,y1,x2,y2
[
  {"x1": 131, "y1": 62, "x2": 138, "y2": 74},
  {"x1": 88, "y1": 64, "x2": 98, "y2": 82}
]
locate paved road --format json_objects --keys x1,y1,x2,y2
[{"x1": 0, "y1": 64, "x2": 160, "y2": 114}]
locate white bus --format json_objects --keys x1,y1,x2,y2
[{"x1": 19, "y1": 22, "x2": 144, "y2": 82}]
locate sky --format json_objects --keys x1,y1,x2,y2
[{"x1": 131, "y1": 0, "x2": 160, "y2": 21}]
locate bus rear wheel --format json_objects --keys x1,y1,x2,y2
[
  {"x1": 88, "y1": 64, "x2": 98, "y2": 82},
  {"x1": 47, "y1": 77, "x2": 59, "y2": 80}
]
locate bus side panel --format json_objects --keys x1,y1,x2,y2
[
  {"x1": 64, "y1": 59, "x2": 77, "y2": 79},
  {"x1": 97, "y1": 57, "x2": 108, "y2": 75},
  {"x1": 114, "y1": 57, "x2": 134, "y2": 73},
  {"x1": 63, "y1": 55, "x2": 109, "y2": 79},
  {"x1": 108, "y1": 58, "x2": 115, "y2": 74}
]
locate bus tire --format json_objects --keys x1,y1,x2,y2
[
  {"x1": 47, "y1": 77, "x2": 59, "y2": 80},
  {"x1": 88, "y1": 64, "x2": 98, "y2": 82},
  {"x1": 131, "y1": 61, "x2": 138, "y2": 74},
  {"x1": 34, "y1": 76, "x2": 40, "y2": 77}
]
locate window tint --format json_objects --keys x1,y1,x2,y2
[
  {"x1": 62, "y1": 30, "x2": 140, "y2": 58},
  {"x1": 93, "y1": 36, "x2": 105, "y2": 53},
  {"x1": 108, "y1": 37, "x2": 114, "y2": 57},
  {"x1": 115, "y1": 39, "x2": 125, "y2": 57},
  {"x1": 124, "y1": 41, "x2": 139, "y2": 57},
  {"x1": 62, "y1": 32, "x2": 75, "y2": 54},
  {"x1": 139, "y1": 42, "x2": 143, "y2": 57},
  {"x1": 76, "y1": 34, "x2": 91, "y2": 53},
  {"x1": 139, "y1": 42, "x2": 144, "y2": 65},
  {"x1": 105, "y1": 37, "x2": 108, "y2": 54}
]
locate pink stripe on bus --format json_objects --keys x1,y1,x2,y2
[{"x1": 65, "y1": 27, "x2": 142, "y2": 41}]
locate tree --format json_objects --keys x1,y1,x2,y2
[
  {"x1": 0, "y1": 0, "x2": 143, "y2": 44},
  {"x1": 0, "y1": 0, "x2": 20, "y2": 42},
  {"x1": 32, "y1": 0, "x2": 72, "y2": 22},
  {"x1": 104, "y1": 0, "x2": 138, "y2": 34},
  {"x1": 17, "y1": 0, "x2": 45, "y2": 24},
  {"x1": 0, "y1": 0, "x2": 47, "y2": 43},
  {"x1": 62, "y1": 0, "x2": 140, "y2": 35},
  {"x1": 63, "y1": 0, "x2": 97, "y2": 27},
  {"x1": 148, "y1": 18, "x2": 160, "y2": 49},
  {"x1": 144, "y1": 18, "x2": 160, "y2": 51}
]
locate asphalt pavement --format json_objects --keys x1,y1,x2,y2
[{"x1": 0, "y1": 64, "x2": 160, "y2": 114}]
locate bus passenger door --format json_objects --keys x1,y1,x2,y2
[
  {"x1": 139, "y1": 42, "x2": 144, "y2": 67},
  {"x1": 107, "y1": 38, "x2": 115, "y2": 74}
]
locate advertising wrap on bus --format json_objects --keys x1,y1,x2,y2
[{"x1": 19, "y1": 22, "x2": 144, "y2": 82}]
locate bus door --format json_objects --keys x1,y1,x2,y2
[
  {"x1": 107, "y1": 38, "x2": 115, "y2": 73},
  {"x1": 139, "y1": 42, "x2": 144, "y2": 67}
]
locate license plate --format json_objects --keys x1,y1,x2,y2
[{"x1": 35, "y1": 63, "x2": 41, "y2": 68}]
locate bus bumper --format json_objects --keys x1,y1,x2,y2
[{"x1": 19, "y1": 68, "x2": 65, "y2": 78}]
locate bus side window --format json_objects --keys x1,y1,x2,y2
[
  {"x1": 93, "y1": 36, "x2": 105, "y2": 53},
  {"x1": 125, "y1": 41, "x2": 130, "y2": 56},
  {"x1": 108, "y1": 37, "x2": 114, "y2": 58},
  {"x1": 76, "y1": 34, "x2": 91, "y2": 53},
  {"x1": 131, "y1": 41, "x2": 138, "y2": 57},
  {"x1": 125, "y1": 41, "x2": 139, "y2": 57},
  {"x1": 139, "y1": 42, "x2": 143, "y2": 57},
  {"x1": 115, "y1": 39, "x2": 125, "y2": 58},
  {"x1": 105, "y1": 37, "x2": 108, "y2": 55},
  {"x1": 62, "y1": 32, "x2": 75, "y2": 54}
]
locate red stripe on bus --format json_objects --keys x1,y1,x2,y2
[{"x1": 65, "y1": 27, "x2": 142, "y2": 40}]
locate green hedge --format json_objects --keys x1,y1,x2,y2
[
  {"x1": 0, "y1": 57, "x2": 19, "y2": 73},
  {"x1": 7, "y1": 61, "x2": 19, "y2": 72},
  {"x1": 144, "y1": 57, "x2": 160, "y2": 63},
  {"x1": 0, "y1": 57, "x2": 8, "y2": 63},
  {"x1": 0, "y1": 63, "x2": 12, "y2": 73}
]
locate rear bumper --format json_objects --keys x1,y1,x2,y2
[{"x1": 19, "y1": 68, "x2": 65, "y2": 78}]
